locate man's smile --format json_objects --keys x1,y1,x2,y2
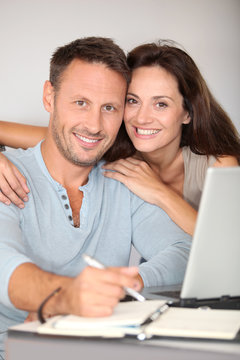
[{"x1": 74, "y1": 132, "x2": 103, "y2": 147}]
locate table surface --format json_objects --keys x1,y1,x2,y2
[{"x1": 6, "y1": 286, "x2": 240, "y2": 360}]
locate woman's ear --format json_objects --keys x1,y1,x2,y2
[
  {"x1": 182, "y1": 111, "x2": 191, "y2": 125},
  {"x1": 43, "y1": 81, "x2": 54, "y2": 113}
]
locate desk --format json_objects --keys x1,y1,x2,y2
[
  {"x1": 6, "y1": 326, "x2": 240, "y2": 360},
  {"x1": 6, "y1": 286, "x2": 240, "y2": 360}
]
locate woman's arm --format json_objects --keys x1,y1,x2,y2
[
  {"x1": 102, "y1": 156, "x2": 239, "y2": 236},
  {"x1": 103, "y1": 158, "x2": 197, "y2": 235},
  {"x1": 0, "y1": 121, "x2": 47, "y2": 207},
  {"x1": 0, "y1": 152, "x2": 30, "y2": 207},
  {"x1": 0, "y1": 121, "x2": 47, "y2": 149},
  {"x1": 212, "y1": 155, "x2": 239, "y2": 168}
]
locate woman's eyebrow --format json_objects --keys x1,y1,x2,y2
[
  {"x1": 126, "y1": 92, "x2": 139, "y2": 98},
  {"x1": 127, "y1": 93, "x2": 174, "y2": 103},
  {"x1": 152, "y1": 95, "x2": 174, "y2": 101}
]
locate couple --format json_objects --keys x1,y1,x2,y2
[
  {"x1": 0, "y1": 41, "x2": 239, "y2": 234},
  {"x1": 0, "y1": 36, "x2": 239, "y2": 359}
]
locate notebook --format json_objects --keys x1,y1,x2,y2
[
  {"x1": 150, "y1": 166, "x2": 240, "y2": 309},
  {"x1": 37, "y1": 299, "x2": 240, "y2": 341}
]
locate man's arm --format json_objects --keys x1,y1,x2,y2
[
  {"x1": 8, "y1": 262, "x2": 140, "y2": 318},
  {"x1": 131, "y1": 199, "x2": 192, "y2": 287},
  {"x1": 0, "y1": 203, "x2": 141, "y2": 318}
]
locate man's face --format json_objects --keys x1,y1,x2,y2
[{"x1": 46, "y1": 59, "x2": 127, "y2": 167}]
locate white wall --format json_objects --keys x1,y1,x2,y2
[{"x1": 0, "y1": 0, "x2": 239, "y2": 131}]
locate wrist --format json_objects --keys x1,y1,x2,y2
[
  {"x1": 150, "y1": 182, "x2": 169, "y2": 208},
  {"x1": 40, "y1": 278, "x2": 73, "y2": 320},
  {"x1": 38, "y1": 287, "x2": 62, "y2": 323}
]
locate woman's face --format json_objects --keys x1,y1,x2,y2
[{"x1": 124, "y1": 66, "x2": 190, "y2": 154}]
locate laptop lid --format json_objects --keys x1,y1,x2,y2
[{"x1": 180, "y1": 166, "x2": 240, "y2": 302}]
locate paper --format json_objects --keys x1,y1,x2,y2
[
  {"x1": 37, "y1": 300, "x2": 240, "y2": 340},
  {"x1": 144, "y1": 307, "x2": 240, "y2": 340},
  {"x1": 38, "y1": 300, "x2": 165, "y2": 337}
]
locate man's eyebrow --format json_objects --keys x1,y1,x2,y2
[
  {"x1": 70, "y1": 95, "x2": 91, "y2": 102},
  {"x1": 70, "y1": 96, "x2": 124, "y2": 108},
  {"x1": 103, "y1": 101, "x2": 125, "y2": 109}
]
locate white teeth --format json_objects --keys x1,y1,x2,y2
[
  {"x1": 75, "y1": 134, "x2": 99, "y2": 143},
  {"x1": 136, "y1": 128, "x2": 160, "y2": 135}
]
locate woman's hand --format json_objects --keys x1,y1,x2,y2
[
  {"x1": 102, "y1": 157, "x2": 164, "y2": 205},
  {"x1": 102, "y1": 157, "x2": 197, "y2": 236},
  {"x1": 0, "y1": 152, "x2": 29, "y2": 208}
]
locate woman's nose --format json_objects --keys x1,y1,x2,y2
[{"x1": 135, "y1": 105, "x2": 153, "y2": 125}]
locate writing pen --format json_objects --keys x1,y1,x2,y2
[
  {"x1": 137, "y1": 302, "x2": 170, "y2": 341},
  {"x1": 82, "y1": 253, "x2": 146, "y2": 302}
]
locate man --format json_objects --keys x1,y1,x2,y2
[{"x1": 0, "y1": 37, "x2": 191, "y2": 358}]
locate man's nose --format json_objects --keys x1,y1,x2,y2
[{"x1": 85, "y1": 108, "x2": 103, "y2": 134}]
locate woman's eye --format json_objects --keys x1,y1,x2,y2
[
  {"x1": 156, "y1": 102, "x2": 167, "y2": 108},
  {"x1": 126, "y1": 98, "x2": 137, "y2": 105},
  {"x1": 76, "y1": 100, "x2": 87, "y2": 107}
]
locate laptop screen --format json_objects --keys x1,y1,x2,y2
[{"x1": 180, "y1": 167, "x2": 240, "y2": 301}]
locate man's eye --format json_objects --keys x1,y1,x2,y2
[
  {"x1": 103, "y1": 105, "x2": 115, "y2": 112},
  {"x1": 76, "y1": 100, "x2": 87, "y2": 107}
]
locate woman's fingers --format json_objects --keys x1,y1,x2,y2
[{"x1": 0, "y1": 154, "x2": 29, "y2": 207}]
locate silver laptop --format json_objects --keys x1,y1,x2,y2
[{"x1": 148, "y1": 166, "x2": 240, "y2": 308}]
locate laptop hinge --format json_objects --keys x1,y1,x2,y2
[
  {"x1": 179, "y1": 298, "x2": 197, "y2": 307},
  {"x1": 179, "y1": 295, "x2": 231, "y2": 307},
  {"x1": 177, "y1": 295, "x2": 240, "y2": 309}
]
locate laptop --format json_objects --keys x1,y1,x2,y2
[{"x1": 148, "y1": 166, "x2": 240, "y2": 309}]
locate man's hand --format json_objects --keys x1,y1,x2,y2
[
  {"x1": 24, "y1": 312, "x2": 39, "y2": 323},
  {"x1": 0, "y1": 152, "x2": 29, "y2": 207},
  {"x1": 45, "y1": 266, "x2": 142, "y2": 318}
]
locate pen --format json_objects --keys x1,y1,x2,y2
[
  {"x1": 82, "y1": 253, "x2": 146, "y2": 302},
  {"x1": 137, "y1": 302, "x2": 170, "y2": 341}
]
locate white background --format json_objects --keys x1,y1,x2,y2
[{"x1": 0, "y1": 0, "x2": 239, "y2": 131}]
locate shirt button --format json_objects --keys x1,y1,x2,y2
[
  {"x1": 64, "y1": 204, "x2": 69, "y2": 209},
  {"x1": 61, "y1": 195, "x2": 67, "y2": 200},
  {"x1": 68, "y1": 215, "x2": 73, "y2": 221}
]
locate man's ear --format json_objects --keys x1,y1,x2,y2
[{"x1": 43, "y1": 80, "x2": 55, "y2": 113}]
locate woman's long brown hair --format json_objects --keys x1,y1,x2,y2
[{"x1": 104, "y1": 41, "x2": 240, "y2": 163}]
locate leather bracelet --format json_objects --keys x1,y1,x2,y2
[{"x1": 37, "y1": 287, "x2": 62, "y2": 324}]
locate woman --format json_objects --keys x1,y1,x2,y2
[
  {"x1": 0, "y1": 41, "x2": 239, "y2": 234},
  {"x1": 102, "y1": 41, "x2": 240, "y2": 235}
]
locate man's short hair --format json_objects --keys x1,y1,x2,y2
[{"x1": 50, "y1": 37, "x2": 130, "y2": 91}]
